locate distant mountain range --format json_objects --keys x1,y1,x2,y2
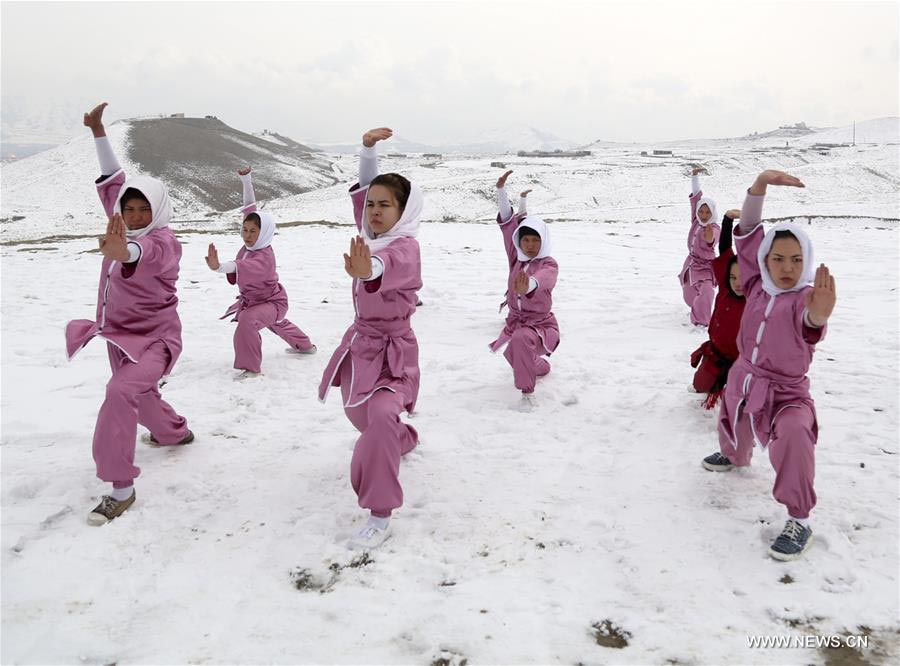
[{"x1": 304, "y1": 125, "x2": 578, "y2": 155}]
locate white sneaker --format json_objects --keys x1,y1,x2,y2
[
  {"x1": 285, "y1": 346, "x2": 317, "y2": 355},
  {"x1": 235, "y1": 370, "x2": 261, "y2": 381},
  {"x1": 347, "y1": 518, "x2": 391, "y2": 551},
  {"x1": 517, "y1": 392, "x2": 537, "y2": 412}
]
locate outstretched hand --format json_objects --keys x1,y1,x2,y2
[
  {"x1": 205, "y1": 243, "x2": 220, "y2": 271},
  {"x1": 691, "y1": 166, "x2": 708, "y2": 176},
  {"x1": 750, "y1": 170, "x2": 805, "y2": 195},
  {"x1": 98, "y1": 214, "x2": 129, "y2": 261},
  {"x1": 805, "y1": 264, "x2": 836, "y2": 327},
  {"x1": 513, "y1": 271, "x2": 530, "y2": 295},
  {"x1": 237, "y1": 166, "x2": 251, "y2": 176},
  {"x1": 84, "y1": 102, "x2": 108, "y2": 137},
  {"x1": 520, "y1": 189, "x2": 533, "y2": 198},
  {"x1": 344, "y1": 236, "x2": 373, "y2": 279},
  {"x1": 496, "y1": 170, "x2": 513, "y2": 189},
  {"x1": 725, "y1": 209, "x2": 741, "y2": 219},
  {"x1": 363, "y1": 127, "x2": 393, "y2": 147}
]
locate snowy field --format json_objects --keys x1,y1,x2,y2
[
  {"x1": 2, "y1": 119, "x2": 898, "y2": 246},
  {"x1": 1, "y1": 174, "x2": 898, "y2": 664}
]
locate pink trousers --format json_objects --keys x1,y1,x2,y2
[
  {"x1": 339, "y1": 360, "x2": 418, "y2": 517},
  {"x1": 718, "y1": 404, "x2": 817, "y2": 519},
  {"x1": 503, "y1": 327, "x2": 551, "y2": 393},
  {"x1": 234, "y1": 302, "x2": 314, "y2": 373},
  {"x1": 93, "y1": 342, "x2": 189, "y2": 488},
  {"x1": 682, "y1": 278, "x2": 714, "y2": 327}
]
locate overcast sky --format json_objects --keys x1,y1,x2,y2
[{"x1": 1, "y1": 0, "x2": 898, "y2": 145}]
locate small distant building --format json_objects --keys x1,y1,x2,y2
[
  {"x1": 205, "y1": 115, "x2": 218, "y2": 120},
  {"x1": 170, "y1": 113, "x2": 185, "y2": 118},
  {"x1": 652, "y1": 149, "x2": 673, "y2": 156},
  {"x1": 423, "y1": 153, "x2": 442, "y2": 158},
  {"x1": 386, "y1": 153, "x2": 407, "y2": 158},
  {"x1": 490, "y1": 161, "x2": 507, "y2": 168},
  {"x1": 640, "y1": 151, "x2": 648, "y2": 156}
]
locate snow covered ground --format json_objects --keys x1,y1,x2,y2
[{"x1": 2, "y1": 170, "x2": 898, "y2": 664}]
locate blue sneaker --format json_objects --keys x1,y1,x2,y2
[
  {"x1": 702, "y1": 452, "x2": 734, "y2": 472},
  {"x1": 769, "y1": 519, "x2": 813, "y2": 561}
]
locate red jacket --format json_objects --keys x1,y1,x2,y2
[{"x1": 706, "y1": 248, "x2": 745, "y2": 361}]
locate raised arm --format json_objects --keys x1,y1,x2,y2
[
  {"x1": 719, "y1": 209, "x2": 740, "y2": 255},
  {"x1": 495, "y1": 170, "x2": 514, "y2": 222},
  {"x1": 738, "y1": 170, "x2": 805, "y2": 235},
  {"x1": 691, "y1": 167, "x2": 705, "y2": 194},
  {"x1": 518, "y1": 189, "x2": 532, "y2": 216},
  {"x1": 84, "y1": 101, "x2": 126, "y2": 216},
  {"x1": 689, "y1": 166, "x2": 706, "y2": 219},
  {"x1": 360, "y1": 127, "x2": 392, "y2": 187},
  {"x1": 84, "y1": 102, "x2": 122, "y2": 177},
  {"x1": 238, "y1": 166, "x2": 257, "y2": 214}
]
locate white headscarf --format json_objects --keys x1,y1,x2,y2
[
  {"x1": 360, "y1": 181, "x2": 424, "y2": 252},
  {"x1": 695, "y1": 196, "x2": 718, "y2": 228},
  {"x1": 244, "y1": 210, "x2": 277, "y2": 251},
  {"x1": 513, "y1": 216, "x2": 553, "y2": 262},
  {"x1": 757, "y1": 222, "x2": 815, "y2": 296},
  {"x1": 113, "y1": 175, "x2": 173, "y2": 240}
]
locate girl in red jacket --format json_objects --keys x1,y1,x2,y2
[{"x1": 690, "y1": 209, "x2": 745, "y2": 408}]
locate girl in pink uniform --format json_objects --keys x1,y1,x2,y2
[
  {"x1": 205, "y1": 167, "x2": 315, "y2": 377},
  {"x1": 679, "y1": 167, "x2": 721, "y2": 326},
  {"x1": 318, "y1": 128, "x2": 422, "y2": 550},
  {"x1": 490, "y1": 170, "x2": 560, "y2": 407},
  {"x1": 701, "y1": 169, "x2": 837, "y2": 561},
  {"x1": 66, "y1": 102, "x2": 192, "y2": 526}
]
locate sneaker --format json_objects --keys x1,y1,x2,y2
[
  {"x1": 285, "y1": 345, "x2": 317, "y2": 355},
  {"x1": 147, "y1": 429, "x2": 194, "y2": 447},
  {"x1": 235, "y1": 370, "x2": 261, "y2": 381},
  {"x1": 517, "y1": 392, "x2": 537, "y2": 412},
  {"x1": 769, "y1": 519, "x2": 813, "y2": 561},
  {"x1": 87, "y1": 491, "x2": 136, "y2": 526},
  {"x1": 347, "y1": 519, "x2": 392, "y2": 551},
  {"x1": 701, "y1": 451, "x2": 734, "y2": 472}
]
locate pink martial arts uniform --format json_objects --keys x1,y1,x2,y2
[
  {"x1": 489, "y1": 189, "x2": 560, "y2": 394},
  {"x1": 679, "y1": 174, "x2": 721, "y2": 326},
  {"x1": 66, "y1": 166, "x2": 190, "y2": 488},
  {"x1": 318, "y1": 147, "x2": 422, "y2": 517},
  {"x1": 717, "y1": 190, "x2": 825, "y2": 520},
  {"x1": 217, "y1": 173, "x2": 314, "y2": 372}
]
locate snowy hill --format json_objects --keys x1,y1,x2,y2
[
  {"x1": 792, "y1": 117, "x2": 900, "y2": 146},
  {"x1": 0, "y1": 117, "x2": 339, "y2": 243},
  {"x1": 442, "y1": 125, "x2": 577, "y2": 154},
  {"x1": 306, "y1": 134, "x2": 443, "y2": 155},
  {"x1": 3, "y1": 121, "x2": 898, "y2": 248},
  {"x1": 306, "y1": 125, "x2": 577, "y2": 156}
]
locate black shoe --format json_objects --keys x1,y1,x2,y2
[
  {"x1": 769, "y1": 519, "x2": 813, "y2": 561},
  {"x1": 147, "y1": 429, "x2": 194, "y2": 447},
  {"x1": 701, "y1": 451, "x2": 734, "y2": 472}
]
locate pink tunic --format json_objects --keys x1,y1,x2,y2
[
  {"x1": 318, "y1": 185, "x2": 422, "y2": 411},
  {"x1": 220, "y1": 245, "x2": 289, "y2": 322},
  {"x1": 679, "y1": 189, "x2": 721, "y2": 286},
  {"x1": 489, "y1": 212, "x2": 560, "y2": 355},
  {"x1": 718, "y1": 192, "x2": 826, "y2": 450},
  {"x1": 66, "y1": 171, "x2": 182, "y2": 375}
]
